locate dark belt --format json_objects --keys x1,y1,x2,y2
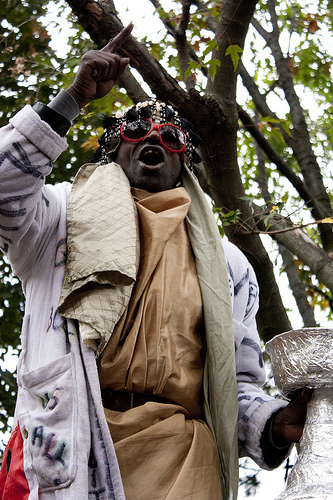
[{"x1": 101, "y1": 389, "x2": 170, "y2": 412}]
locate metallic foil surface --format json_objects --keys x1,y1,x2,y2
[
  {"x1": 266, "y1": 328, "x2": 333, "y2": 396},
  {"x1": 265, "y1": 328, "x2": 333, "y2": 499}
]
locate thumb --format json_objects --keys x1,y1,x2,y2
[{"x1": 290, "y1": 387, "x2": 313, "y2": 406}]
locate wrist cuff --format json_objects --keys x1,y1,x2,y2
[
  {"x1": 33, "y1": 102, "x2": 72, "y2": 137},
  {"x1": 48, "y1": 89, "x2": 80, "y2": 122}
]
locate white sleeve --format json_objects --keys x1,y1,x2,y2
[
  {"x1": 0, "y1": 105, "x2": 68, "y2": 277},
  {"x1": 222, "y1": 239, "x2": 291, "y2": 469}
]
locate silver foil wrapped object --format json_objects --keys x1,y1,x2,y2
[{"x1": 266, "y1": 328, "x2": 333, "y2": 500}]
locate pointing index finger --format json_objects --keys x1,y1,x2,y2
[{"x1": 101, "y1": 23, "x2": 133, "y2": 53}]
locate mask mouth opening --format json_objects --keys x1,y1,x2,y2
[{"x1": 139, "y1": 146, "x2": 164, "y2": 166}]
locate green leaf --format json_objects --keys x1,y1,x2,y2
[
  {"x1": 184, "y1": 60, "x2": 202, "y2": 80},
  {"x1": 203, "y1": 39, "x2": 219, "y2": 58},
  {"x1": 225, "y1": 45, "x2": 243, "y2": 71},
  {"x1": 279, "y1": 119, "x2": 292, "y2": 136},
  {"x1": 281, "y1": 192, "x2": 289, "y2": 203},
  {"x1": 207, "y1": 58, "x2": 221, "y2": 79},
  {"x1": 261, "y1": 116, "x2": 280, "y2": 123},
  {"x1": 156, "y1": 7, "x2": 168, "y2": 21}
]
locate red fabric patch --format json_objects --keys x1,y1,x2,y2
[{"x1": 0, "y1": 424, "x2": 30, "y2": 500}]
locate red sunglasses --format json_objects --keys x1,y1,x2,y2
[{"x1": 120, "y1": 118, "x2": 187, "y2": 153}]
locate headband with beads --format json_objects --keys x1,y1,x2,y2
[{"x1": 98, "y1": 100, "x2": 202, "y2": 172}]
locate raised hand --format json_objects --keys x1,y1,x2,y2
[{"x1": 66, "y1": 23, "x2": 133, "y2": 109}]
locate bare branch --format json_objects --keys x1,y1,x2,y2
[
  {"x1": 149, "y1": 0, "x2": 209, "y2": 78},
  {"x1": 264, "y1": 216, "x2": 333, "y2": 292},
  {"x1": 238, "y1": 106, "x2": 327, "y2": 221},
  {"x1": 149, "y1": 0, "x2": 177, "y2": 35},
  {"x1": 307, "y1": 284, "x2": 333, "y2": 315},
  {"x1": 228, "y1": 206, "x2": 333, "y2": 305},
  {"x1": 253, "y1": 111, "x2": 271, "y2": 203},
  {"x1": 179, "y1": 0, "x2": 191, "y2": 32},
  {"x1": 175, "y1": 0, "x2": 196, "y2": 90},
  {"x1": 118, "y1": 66, "x2": 150, "y2": 103},
  {"x1": 251, "y1": 17, "x2": 270, "y2": 42},
  {"x1": 250, "y1": 117, "x2": 318, "y2": 328},
  {"x1": 278, "y1": 243, "x2": 318, "y2": 327},
  {"x1": 251, "y1": 3, "x2": 333, "y2": 252},
  {"x1": 267, "y1": 0, "x2": 280, "y2": 36},
  {"x1": 238, "y1": 61, "x2": 291, "y2": 144},
  {"x1": 252, "y1": 4, "x2": 333, "y2": 253}
]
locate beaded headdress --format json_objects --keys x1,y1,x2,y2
[{"x1": 96, "y1": 100, "x2": 202, "y2": 172}]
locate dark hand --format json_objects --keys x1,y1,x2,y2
[
  {"x1": 271, "y1": 388, "x2": 312, "y2": 447},
  {"x1": 66, "y1": 23, "x2": 133, "y2": 109}
]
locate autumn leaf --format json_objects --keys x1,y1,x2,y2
[
  {"x1": 9, "y1": 57, "x2": 26, "y2": 75},
  {"x1": 307, "y1": 20, "x2": 319, "y2": 33},
  {"x1": 192, "y1": 40, "x2": 201, "y2": 52},
  {"x1": 318, "y1": 217, "x2": 333, "y2": 224},
  {"x1": 81, "y1": 135, "x2": 100, "y2": 152},
  {"x1": 288, "y1": 57, "x2": 299, "y2": 76},
  {"x1": 193, "y1": 37, "x2": 212, "y2": 52},
  {"x1": 323, "y1": 62, "x2": 331, "y2": 75}
]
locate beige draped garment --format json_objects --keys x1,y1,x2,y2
[{"x1": 98, "y1": 187, "x2": 222, "y2": 500}]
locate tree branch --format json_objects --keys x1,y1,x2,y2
[
  {"x1": 118, "y1": 66, "x2": 150, "y2": 103},
  {"x1": 258, "y1": 215, "x2": 333, "y2": 292},
  {"x1": 253, "y1": 110, "x2": 271, "y2": 203},
  {"x1": 238, "y1": 106, "x2": 327, "y2": 221},
  {"x1": 267, "y1": 0, "x2": 280, "y2": 35},
  {"x1": 202, "y1": 0, "x2": 291, "y2": 341},
  {"x1": 192, "y1": 0, "x2": 218, "y2": 31},
  {"x1": 149, "y1": 0, "x2": 209, "y2": 78},
  {"x1": 307, "y1": 284, "x2": 333, "y2": 314},
  {"x1": 148, "y1": 0, "x2": 177, "y2": 35},
  {"x1": 175, "y1": 0, "x2": 196, "y2": 90},
  {"x1": 251, "y1": 17, "x2": 270, "y2": 42},
  {"x1": 66, "y1": 0, "x2": 190, "y2": 108},
  {"x1": 238, "y1": 60, "x2": 291, "y2": 144},
  {"x1": 252, "y1": 1, "x2": 333, "y2": 253},
  {"x1": 278, "y1": 243, "x2": 317, "y2": 327},
  {"x1": 250, "y1": 123, "x2": 317, "y2": 328}
]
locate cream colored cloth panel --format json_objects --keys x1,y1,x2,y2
[{"x1": 59, "y1": 162, "x2": 139, "y2": 356}]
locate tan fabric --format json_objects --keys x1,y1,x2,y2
[
  {"x1": 105, "y1": 405, "x2": 222, "y2": 500},
  {"x1": 99, "y1": 187, "x2": 222, "y2": 499},
  {"x1": 99, "y1": 187, "x2": 204, "y2": 418},
  {"x1": 58, "y1": 162, "x2": 140, "y2": 356}
]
